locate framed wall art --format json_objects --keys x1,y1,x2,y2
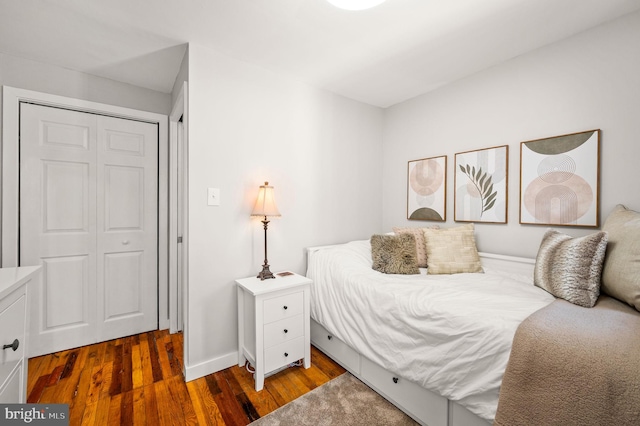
[
  {"x1": 519, "y1": 129, "x2": 600, "y2": 227},
  {"x1": 407, "y1": 156, "x2": 446, "y2": 221},
  {"x1": 454, "y1": 145, "x2": 508, "y2": 223}
]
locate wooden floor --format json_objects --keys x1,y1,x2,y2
[{"x1": 27, "y1": 330, "x2": 346, "y2": 425}]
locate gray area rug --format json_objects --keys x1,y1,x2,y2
[{"x1": 250, "y1": 373, "x2": 418, "y2": 425}]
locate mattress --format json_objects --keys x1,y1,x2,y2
[{"x1": 307, "y1": 239, "x2": 554, "y2": 421}]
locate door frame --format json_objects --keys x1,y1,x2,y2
[
  {"x1": 1, "y1": 86, "x2": 171, "y2": 331},
  {"x1": 169, "y1": 82, "x2": 188, "y2": 335}
]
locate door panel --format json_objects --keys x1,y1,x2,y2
[
  {"x1": 104, "y1": 165, "x2": 144, "y2": 231},
  {"x1": 104, "y1": 251, "x2": 143, "y2": 319},
  {"x1": 21, "y1": 104, "x2": 97, "y2": 356},
  {"x1": 42, "y1": 256, "x2": 90, "y2": 329},
  {"x1": 43, "y1": 161, "x2": 90, "y2": 233},
  {"x1": 41, "y1": 119, "x2": 90, "y2": 150},
  {"x1": 104, "y1": 130, "x2": 145, "y2": 155},
  {"x1": 20, "y1": 103, "x2": 158, "y2": 356},
  {"x1": 97, "y1": 115, "x2": 158, "y2": 342}
]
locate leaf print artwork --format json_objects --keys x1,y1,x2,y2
[
  {"x1": 459, "y1": 165, "x2": 497, "y2": 217},
  {"x1": 454, "y1": 145, "x2": 507, "y2": 223}
]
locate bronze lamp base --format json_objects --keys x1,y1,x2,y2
[{"x1": 257, "y1": 263, "x2": 275, "y2": 280}]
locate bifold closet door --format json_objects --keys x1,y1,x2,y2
[{"x1": 20, "y1": 103, "x2": 158, "y2": 357}]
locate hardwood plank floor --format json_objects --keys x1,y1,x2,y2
[{"x1": 27, "y1": 330, "x2": 346, "y2": 425}]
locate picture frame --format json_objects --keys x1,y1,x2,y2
[
  {"x1": 407, "y1": 155, "x2": 447, "y2": 221},
  {"x1": 454, "y1": 145, "x2": 508, "y2": 223},
  {"x1": 519, "y1": 129, "x2": 600, "y2": 227}
]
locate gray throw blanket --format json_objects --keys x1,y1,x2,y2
[{"x1": 494, "y1": 296, "x2": 640, "y2": 426}]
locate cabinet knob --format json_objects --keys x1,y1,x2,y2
[
  {"x1": 327, "y1": 335, "x2": 332, "y2": 340},
  {"x1": 392, "y1": 377, "x2": 399, "y2": 384},
  {"x1": 283, "y1": 305, "x2": 288, "y2": 310},
  {"x1": 283, "y1": 329, "x2": 288, "y2": 334},
  {"x1": 284, "y1": 352, "x2": 289, "y2": 357},
  {"x1": 2, "y1": 339, "x2": 19, "y2": 352}
]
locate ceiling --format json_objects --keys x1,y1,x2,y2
[{"x1": 2, "y1": 0, "x2": 640, "y2": 108}]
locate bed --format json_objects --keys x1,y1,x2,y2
[{"x1": 306, "y1": 238, "x2": 555, "y2": 426}]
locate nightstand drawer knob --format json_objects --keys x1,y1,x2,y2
[
  {"x1": 284, "y1": 352, "x2": 289, "y2": 357},
  {"x1": 283, "y1": 305, "x2": 288, "y2": 310},
  {"x1": 3, "y1": 339, "x2": 19, "y2": 351},
  {"x1": 284, "y1": 329, "x2": 288, "y2": 334}
]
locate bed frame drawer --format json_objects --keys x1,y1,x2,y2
[
  {"x1": 450, "y1": 402, "x2": 491, "y2": 426},
  {"x1": 360, "y1": 357, "x2": 448, "y2": 426},
  {"x1": 310, "y1": 320, "x2": 360, "y2": 374}
]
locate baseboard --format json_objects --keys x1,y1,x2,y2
[{"x1": 184, "y1": 351, "x2": 238, "y2": 382}]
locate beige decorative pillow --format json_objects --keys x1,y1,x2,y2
[
  {"x1": 422, "y1": 224, "x2": 482, "y2": 274},
  {"x1": 534, "y1": 229, "x2": 608, "y2": 308},
  {"x1": 370, "y1": 233, "x2": 420, "y2": 275},
  {"x1": 392, "y1": 226, "x2": 439, "y2": 268},
  {"x1": 601, "y1": 204, "x2": 640, "y2": 311}
]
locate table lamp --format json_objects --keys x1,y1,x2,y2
[{"x1": 251, "y1": 182, "x2": 281, "y2": 280}]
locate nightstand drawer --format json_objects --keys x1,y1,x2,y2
[
  {"x1": 0, "y1": 293, "x2": 26, "y2": 386},
  {"x1": 263, "y1": 291, "x2": 303, "y2": 324},
  {"x1": 264, "y1": 336, "x2": 305, "y2": 373},
  {"x1": 264, "y1": 315, "x2": 303, "y2": 348},
  {"x1": 0, "y1": 362, "x2": 22, "y2": 403}
]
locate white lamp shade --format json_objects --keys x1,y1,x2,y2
[
  {"x1": 326, "y1": 0, "x2": 386, "y2": 11},
  {"x1": 251, "y1": 182, "x2": 281, "y2": 217}
]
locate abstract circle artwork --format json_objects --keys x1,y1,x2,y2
[
  {"x1": 407, "y1": 156, "x2": 446, "y2": 221},
  {"x1": 519, "y1": 130, "x2": 600, "y2": 227}
]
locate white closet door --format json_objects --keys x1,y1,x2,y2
[
  {"x1": 20, "y1": 103, "x2": 158, "y2": 356},
  {"x1": 97, "y1": 115, "x2": 158, "y2": 342}
]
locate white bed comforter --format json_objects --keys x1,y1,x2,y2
[{"x1": 307, "y1": 240, "x2": 554, "y2": 421}]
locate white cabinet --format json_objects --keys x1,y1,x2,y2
[
  {"x1": 236, "y1": 273, "x2": 311, "y2": 391},
  {"x1": 0, "y1": 266, "x2": 40, "y2": 403}
]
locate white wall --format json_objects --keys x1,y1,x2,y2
[
  {"x1": 185, "y1": 43, "x2": 383, "y2": 376},
  {"x1": 171, "y1": 47, "x2": 189, "y2": 105},
  {"x1": 0, "y1": 52, "x2": 171, "y2": 114},
  {"x1": 382, "y1": 10, "x2": 640, "y2": 258}
]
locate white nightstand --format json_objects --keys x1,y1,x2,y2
[{"x1": 236, "y1": 272, "x2": 312, "y2": 391}]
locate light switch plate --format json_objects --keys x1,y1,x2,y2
[{"x1": 207, "y1": 188, "x2": 220, "y2": 206}]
